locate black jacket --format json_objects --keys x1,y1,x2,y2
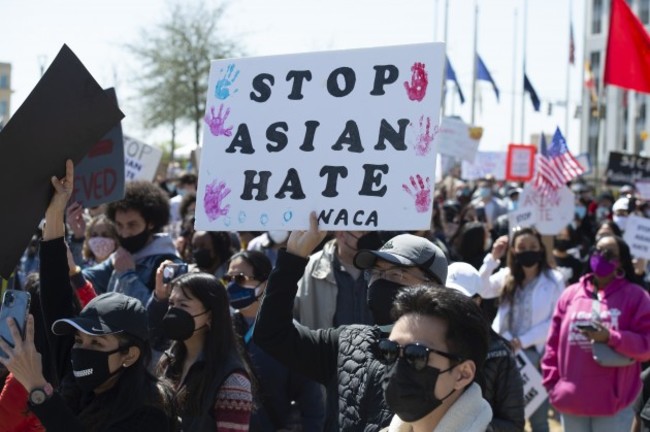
[{"x1": 253, "y1": 249, "x2": 392, "y2": 431}]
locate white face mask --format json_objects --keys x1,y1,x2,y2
[
  {"x1": 613, "y1": 215, "x2": 628, "y2": 231},
  {"x1": 87, "y1": 237, "x2": 116, "y2": 261},
  {"x1": 268, "y1": 230, "x2": 289, "y2": 244}
]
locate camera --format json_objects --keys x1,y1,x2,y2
[
  {"x1": 3, "y1": 291, "x2": 14, "y2": 307},
  {"x1": 162, "y1": 263, "x2": 189, "y2": 283}
]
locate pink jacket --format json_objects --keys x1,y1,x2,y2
[{"x1": 541, "y1": 274, "x2": 650, "y2": 416}]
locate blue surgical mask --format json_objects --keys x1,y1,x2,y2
[
  {"x1": 575, "y1": 205, "x2": 587, "y2": 220},
  {"x1": 508, "y1": 200, "x2": 519, "y2": 211},
  {"x1": 478, "y1": 187, "x2": 491, "y2": 199},
  {"x1": 227, "y1": 282, "x2": 259, "y2": 310}
]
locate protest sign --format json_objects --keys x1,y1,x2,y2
[
  {"x1": 519, "y1": 185, "x2": 575, "y2": 235},
  {"x1": 515, "y1": 350, "x2": 548, "y2": 420},
  {"x1": 606, "y1": 151, "x2": 650, "y2": 186},
  {"x1": 461, "y1": 151, "x2": 507, "y2": 180},
  {"x1": 434, "y1": 117, "x2": 480, "y2": 162},
  {"x1": 506, "y1": 144, "x2": 536, "y2": 182},
  {"x1": 0, "y1": 45, "x2": 124, "y2": 278},
  {"x1": 195, "y1": 43, "x2": 445, "y2": 231},
  {"x1": 71, "y1": 88, "x2": 125, "y2": 207},
  {"x1": 508, "y1": 206, "x2": 539, "y2": 232},
  {"x1": 623, "y1": 215, "x2": 650, "y2": 260},
  {"x1": 124, "y1": 135, "x2": 163, "y2": 182},
  {"x1": 635, "y1": 180, "x2": 650, "y2": 201}
]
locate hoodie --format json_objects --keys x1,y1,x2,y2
[
  {"x1": 541, "y1": 274, "x2": 650, "y2": 416},
  {"x1": 83, "y1": 233, "x2": 181, "y2": 305}
]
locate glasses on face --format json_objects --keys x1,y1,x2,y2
[
  {"x1": 364, "y1": 267, "x2": 408, "y2": 283},
  {"x1": 376, "y1": 339, "x2": 463, "y2": 371},
  {"x1": 594, "y1": 248, "x2": 618, "y2": 261},
  {"x1": 222, "y1": 273, "x2": 257, "y2": 285}
]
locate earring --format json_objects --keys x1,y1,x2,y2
[
  {"x1": 615, "y1": 268, "x2": 626, "y2": 279},
  {"x1": 122, "y1": 363, "x2": 128, "y2": 367}
]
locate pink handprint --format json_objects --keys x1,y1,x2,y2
[
  {"x1": 204, "y1": 104, "x2": 233, "y2": 137},
  {"x1": 414, "y1": 115, "x2": 438, "y2": 156},
  {"x1": 404, "y1": 62, "x2": 429, "y2": 102},
  {"x1": 204, "y1": 179, "x2": 231, "y2": 221},
  {"x1": 402, "y1": 174, "x2": 431, "y2": 213}
]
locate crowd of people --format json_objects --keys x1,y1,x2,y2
[{"x1": 0, "y1": 161, "x2": 650, "y2": 432}]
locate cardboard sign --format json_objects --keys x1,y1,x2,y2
[
  {"x1": 195, "y1": 43, "x2": 446, "y2": 231},
  {"x1": 623, "y1": 215, "x2": 650, "y2": 259},
  {"x1": 71, "y1": 88, "x2": 125, "y2": 207},
  {"x1": 434, "y1": 116, "x2": 480, "y2": 162},
  {"x1": 635, "y1": 180, "x2": 650, "y2": 201},
  {"x1": 508, "y1": 206, "x2": 539, "y2": 232},
  {"x1": 606, "y1": 151, "x2": 650, "y2": 186},
  {"x1": 124, "y1": 135, "x2": 163, "y2": 182},
  {"x1": 506, "y1": 144, "x2": 536, "y2": 182},
  {"x1": 519, "y1": 185, "x2": 575, "y2": 235},
  {"x1": 461, "y1": 151, "x2": 507, "y2": 180},
  {"x1": 515, "y1": 351, "x2": 548, "y2": 420},
  {"x1": 0, "y1": 45, "x2": 124, "y2": 278}
]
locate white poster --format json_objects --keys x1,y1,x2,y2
[
  {"x1": 508, "y1": 206, "x2": 539, "y2": 232},
  {"x1": 434, "y1": 116, "x2": 480, "y2": 162},
  {"x1": 519, "y1": 185, "x2": 575, "y2": 235},
  {"x1": 195, "y1": 43, "x2": 446, "y2": 231},
  {"x1": 123, "y1": 135, "x2": 163, "y2": 182},
  {"x1": 624, "y1": 215, "x2": 650, "y2": 260},
  {"x1": 515, "y1": 351, "x2": 548, "y2": 420},
  {"x1": 461, "y1": 151, "x2": 507, "y2": 180}
]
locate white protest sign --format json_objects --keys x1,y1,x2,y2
[
  {"x1": 461, "y1": 151, "x2": 507, "y2": 180},
  {"x1": 123, "y1": 135, "x2": 163, "y2": 182},
  {"x1": 434, "y1": 116, "x2": 480, "y2": 162},
  {"x1": 624, "y1": 215, "x2": 650, "y2": 259},
  {"x1": 508, "y1": 206, "x2": 539, "y2": 231},
  {"x1": 519, "y1": 185, "x2": 575, "y2": 235},
  {"x1": 635, "y1": 180, "x2": 650, "y2": 201},
  {"x1": 515, "y1": 351, "x2": 548, "y2": 420},
  {"x1": 195, "y1": 43, "x2": 446, "y2": 231}
]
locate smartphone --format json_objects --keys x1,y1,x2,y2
[
  {"x1": 162, "y1": 263, "x2": 189, "y2": 284},
  {"x1": 0, "y1": 290, "x2": 31, "y2": 357},
  {"x1": 476, "y1": 207, "x2": 487, "y2": 223},
  {"x1": 576, "y1": 323, "x2": 599, "y2": 332}
]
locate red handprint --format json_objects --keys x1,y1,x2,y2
[
  {"x1": 204, "y1": 179, "x2": 231, "y2": 221},
  {"x1": 404, "y1": 62, "x2": 428, "y2": 102},
  {"x1": 204, "y1": 104, "x2": 233, "y2": 137},
  {"x1": 414, "y1": 115, "x2": 438, "y2": 156},
  {"x1": 402, "y1": 174, "x2": 431, "y2": 213}
]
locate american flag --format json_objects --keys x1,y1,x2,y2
[{"x1": 533, "y1": 128, "x2": 585, "y2": 193}]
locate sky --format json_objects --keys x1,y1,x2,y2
[{"x1": 0, "y1": 0, "x2": 585, "y2": 154}]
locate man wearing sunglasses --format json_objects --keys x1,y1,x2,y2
[{"x1": 254, "y1": 213, "x2": 451, "y2": 431}]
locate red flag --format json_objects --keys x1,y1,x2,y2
[{"x1": 604, "y1": 0, "x2": 650, "y2": 93}]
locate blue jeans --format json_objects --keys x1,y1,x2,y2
[
  {"x1": 561, "y1": 403, "x2": 634, "y2": 432},
  {"x1": 524, "y1": 347, "x2": 550, "y2": 432}
]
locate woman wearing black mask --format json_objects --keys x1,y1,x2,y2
[
  {"x1": 151, "y1": 271, "x2": 255, "y2": 430},
  {"x1": 190, "y1": 230, "x2": 234, "y2": 279},
  {"x1": 479, "y1": 227, "x2": 564, "y2": 432},
  {"x1": 553, "y1": 225, "x2": 583, "y2": 286},
  {"x1": 0, "y1": 160, "x2": 175, "y2": 431},
  {"x1": 227, "y1": 251, "x2": 326, "y2": 431}
]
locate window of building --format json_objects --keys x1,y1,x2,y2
[
  {"x1": 590, "y1": 51, "x2": 601, "y2": 93},
  {"x1": 0, "y1": 74, "x2": 8, "y2": 89},
  {"x1": 593, "y1": 0, "x2": 603, "y2": 34},
  {"x1": 641, "y1": 0, "x2": 650, "y2": 24}
]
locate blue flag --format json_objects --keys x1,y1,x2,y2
[
  {"x1": 445, "y1": 57, "x2": 465, "y2": 104},
  {"x1": 476, "y1": 54, "x2": 500, "y2": 101},
  {"x1": 524, "y1": 73, "x2": 541, "y2": 111}
]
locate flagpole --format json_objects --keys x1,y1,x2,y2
[
  {"x1": 511, "y1": 7, "x2": 518, "y2": 142},
  {"x1": 520, "y1": 0, "x2": 528, "y2": 144},
  {"x1": 565, "y1": 0, "x2": 572, "y2": 138},
  {"x1": 441, "y1": 0, "x2": 450, "y2": 116},
  {"x1": 471, "y1": 0, "x2": 479, "y2": 125}
]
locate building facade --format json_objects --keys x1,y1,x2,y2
[
  {"x1": 0, "y1": 63, "x2": 11, "y2": 127},
  {"x1": 581, "y1": 0, "x2": 650, "y2": 170}
]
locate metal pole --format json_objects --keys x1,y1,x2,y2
[
  {"x1": 471, "y1": 0, "x2": 479, "y2": 125},
  {"x1": 565, "y1": 0, "x2": 572, "y2": 137},
  {"x1": 520, "y1": 0, "x2": 528, "y2": 143},
  {"x1": 511, "y1": 7, "x2": 518, "y2": 142}
]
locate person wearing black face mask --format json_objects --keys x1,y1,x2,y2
[
  {"x1": 189, "y1": 230, "x2": 233, "y2": 279},
  {"x1": 378, "y1": 286, "x2": 491, "y2": 431},
  {"x1": 82, "y1": 181, "x2": 183, "y2": 306},
  {"x1": 552, "y1": 225, "x2": 583, "y2": 286},
  {"x1": 479, "y1": 228, "x2": 564, "y2": 432},
  {"x1": 296, "y1": 230, "x2": 383, "y2": 329},
  {"x1": 254, "y1": 213, "x2": 449, "y2": 431}
]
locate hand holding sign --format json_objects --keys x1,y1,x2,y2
[
  {"x1": 66, "y1": 202, "x2": 86, "y2": 240},
  {"x1": 491, "y1": 235, "x2": 509, "y2": 260},
  {"x1": 287, "y1": 212, "x2": 327, "y2": 258}
]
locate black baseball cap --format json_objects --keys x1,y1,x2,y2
[{"x1": 52, "y1": 292, "x2": 149, "y2": 342}]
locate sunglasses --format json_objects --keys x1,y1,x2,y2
[
  {"x1": 376, "y1": 339, "x2": 463, "y2": 371},
  {"x1": 594, "y1": 248, "x2": 618, "y2": 261},
  {"x1": 221, "y1": 273, "x2": 256, "y2": 285}
]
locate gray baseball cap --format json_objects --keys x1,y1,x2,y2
[{"x1": 354, "y1": 234, "x2": 448, "y2": 283}]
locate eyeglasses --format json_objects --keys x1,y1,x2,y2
[
  {"x1": 376, "y1": 339, "x2": 463, "y2": 371},
  {"x1": 364, "y1": 267, "x2": 432, "y2": 283},
  {"x1": 222, "y1": 273, "x2": 256, "y2": 284},
  {"x1": 594, "y1": 248, "x2": 618, "y2": 260}
]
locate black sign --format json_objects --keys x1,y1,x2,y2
[{"x1": 606, "y1": 151, "x2": 650, "y2": 186}]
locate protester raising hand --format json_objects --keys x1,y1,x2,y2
[
  {"x1": 43, "y1": 159, "x2": 74, "y2": 241},
  {"x1": 286, "y1": 211, "x2": 327, "y2": 258},
  {"x1": 490, "y1": 235, "x2": 509, "y2": 260},
  {"x1": 65, "y1": 202, "x2": 86, "y2": 241},
  {"x1": 0, "y1": 315, "x2": 46, "y2": 393}
]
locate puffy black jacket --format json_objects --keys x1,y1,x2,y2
[{"x1": 483, "y1": 331, "x2": 525, "y2": 432}]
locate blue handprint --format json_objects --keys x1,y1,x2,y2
[{"x1": 215, "y1": 64, "x2": 240, "y2": 100}]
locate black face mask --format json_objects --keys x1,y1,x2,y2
[
  {"x1": 515, "y1": 251, "x2": 543, "y2": 268},
  {"x1": 367, "y1": 279, "x2": 404, "y2": 326},
  {"x1": 71, "y1": 347, "x2": 124, "y2": 392},
  {"x1": 553, "y1": 239, "x2": 572, "y2": 252},
  {"x1": 383, "y1": 358, "x2": 456, "y2": 422},
  {"x1": 162, "y1": 307, "x2": 209, "y2": 341},
  {"x1": 357, "y1": 232, "x2": 383, "y2": 251},
  {"x1": 192, "y1": 248, "x2": 215, "y2": 270},
  {"x1": 118, "y1": 229, "x2": 150, "y2": 254}
]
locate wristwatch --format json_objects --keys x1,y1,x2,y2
[{"x1": 29, "y1": 383, "x2": 54, "y2": 405}]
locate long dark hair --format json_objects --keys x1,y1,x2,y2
[
  {"x1": 228, "y1": 250, "x2": 272, "y2": 282},
  {"x1": 157, "y1": 272, "x2": 254, "y2": 415},
  {"x1": 502, "y1": 227, "x2": 551, "y2": 305},
  {"x1": 75, "y1": 334, "x2": 176, "y2": 430}
]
